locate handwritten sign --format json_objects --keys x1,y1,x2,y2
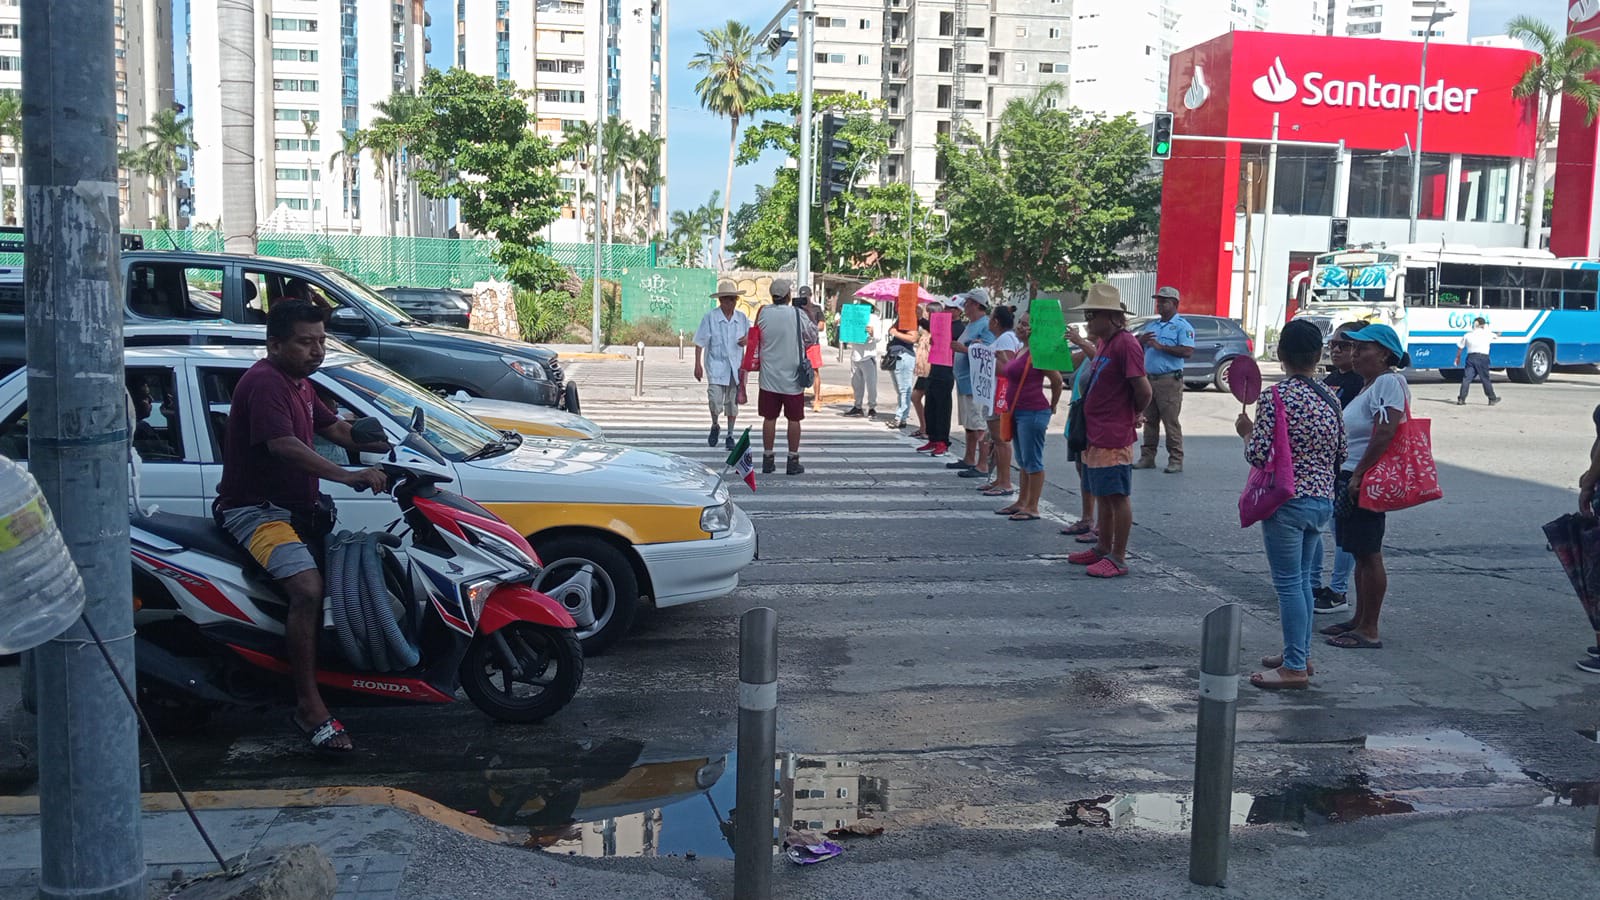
[
  {"x1": 969, "y1": 345, "x2": 997, "y2": 416},
  {"x1": 928, "y1": 311, "x2": 954, "y2": 366},
  {"x1": 1028, "y1": 298, "x2": 1075, "y2": 373},
  {"x1": 896, "y1": 282, "x2": 920, "y2": 332},
  {"x1": 840, "y1": 302, "x2": 872, "y2": 345}
]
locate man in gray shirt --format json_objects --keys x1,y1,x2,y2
[{"x1": 752, "y1": 278, "x2": 818, "y2": 475}]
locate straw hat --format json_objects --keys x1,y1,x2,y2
[
  {"x1": 710, "y1": 277, "x2": 745, "y2": 299},
  {"x1": 1079, "y1": 283, "x2": 1127, "y2": 313}
]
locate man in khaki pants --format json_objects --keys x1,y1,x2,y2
[{"x1": 1135, "y1": 286, "x2": 1194, "y2": 474}]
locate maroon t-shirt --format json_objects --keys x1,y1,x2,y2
[
  {"x1": 216, "y1": 359, "x2": 337, "y2": 514},
  {"x1": 1083, "y1": 329, "x2": 1147, "y2": 449}
]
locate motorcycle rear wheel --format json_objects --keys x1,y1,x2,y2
[{"x1": 459, "y1": 624, "x2": 583, "y2": 723}]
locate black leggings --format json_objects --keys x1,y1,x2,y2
[{"x1": 924, "y1": 366, "x2": 955, "y2": 444}]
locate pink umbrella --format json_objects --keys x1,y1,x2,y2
[{"x1": 854, "y1": 278, "x2": 937, "y2": 304}]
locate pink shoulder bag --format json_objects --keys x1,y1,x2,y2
[{"x1": 1239, "y1": 385, "x2": 1295, "y2": 527}]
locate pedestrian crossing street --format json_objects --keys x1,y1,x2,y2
[{"x1": 575, "y1": 401, "x2": 1014, "y2": 515}]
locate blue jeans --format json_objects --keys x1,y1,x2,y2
[
  {"x1": 1307, "y1": 532, "x2": 1356, "y2": 594},
  {"x1": 891, "y1": 352, "x2": 915, "y2": 422},
  {"x1": 1261, "y1": 496, "x2": 1333, "y2": 671}
]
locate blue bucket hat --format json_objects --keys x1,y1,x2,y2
[{"x1": 1348, "y1": 323, "x2": 1409, "y2": 368}]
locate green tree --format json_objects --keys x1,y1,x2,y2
[
  {"x1": 405, "y1": 68, "x2": 567, "y2": 292},
  {"x1": 328, "y1": 130, "x2": 363, "y2": 226},
  {"x1": 688, "y1": 20, "x2": 772, "y2": 267},
  {"x1": 366, "y1": 91, "x2": 429, "y2": 236},
  {"x1": 938, "y1": 88, "x2": 1155, "y2": 297},
  {"x1": 135, "y1": 107, "x2": 197, "y2": 230},
  {"x1": 1510, "y1": 15, "x2": 1600, "y2": 246}
]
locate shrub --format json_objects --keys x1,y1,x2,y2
[
  {"x1": 515, "y1": 288, "x2": 580, "y2": 343},
  {"x1": 610, "y1": 315, "x2": 678, "y2": 347}
]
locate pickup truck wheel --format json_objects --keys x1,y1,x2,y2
[{"x1": 532, "y1": 537, "x2": 638, "y2": 656}]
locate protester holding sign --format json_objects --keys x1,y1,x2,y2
[
  {"x1": 886, "y1": 310, "x2": 921, "y2": 431},
  {"x1": 980, "y1": 305, "x2": 1021, "y2": 500},
  {"x1": 841, "y1": 303, "x2": 880, "y2": 419},
  {"x1": 918, "y1": 305, "x2": 958, "y2": 457},
  {"x1": 1002, "y1": 313, "x2": 1064, "y2": 522}
]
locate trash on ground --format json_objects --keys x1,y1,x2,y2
[{"x1": 782, "y1": 829, "x2": 844, "y2": 865}]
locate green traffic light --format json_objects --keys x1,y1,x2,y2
[{"x1": 1155, "y1": 141, "x2": 1170, "y2": 155}]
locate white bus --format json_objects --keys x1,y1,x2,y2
[{"x1": 1292, "y1": 244, "x2": 1600, "y2": 385}]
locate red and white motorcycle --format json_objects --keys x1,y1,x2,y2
[{"x1": 129, "y1": 411, "x2": 584, "y2": 724}]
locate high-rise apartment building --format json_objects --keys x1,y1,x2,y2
[
  {"x1": 808, "y1": 0, "x2": 1327, "y2": 200},
  {"x1": 189, "y1": 0, "x2": 444, "y2": 236},
  {"x1": 454, "y1": 0, "x2": 667, "y2": 243},
  {"x1": 0, "y1": 0, "x2": 176, "y2": 229},
  {"x1": 1329, "y1": 0, "x2": 1470, "y2": 42}
]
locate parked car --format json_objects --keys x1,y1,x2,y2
[
  {"x1": 377, "y1": 286, "x2": 474, "y2": 329},
  {"x1": 1130, "y1": 314, "x2": 1255, "y2": 392},
  {"x1": 122, "y1": 322, "x2": 605, "y2": 440},
  {"x1": 0, "y1": 249, "x2": 580, "y2": 412},
  {"x1": 0, "y1": 346, "x2": 752, "y2": 653}
]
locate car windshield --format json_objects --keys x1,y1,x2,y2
[
  {"x1": 317, "y1": 268, "x2": 417, "y2": 327},
  {"x1": 324, "y1": 360, "x2": 506, "y2": 461}
]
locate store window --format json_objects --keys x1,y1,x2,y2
[
  {"x1": 1457, "y1": 155, "x2": 1514, "y2": 223},
  {"x1": 1238, "y1": 147, "x2": 1336, "y2": 217},
  {"x1": 1346, "y1": 151, "x2": 1447, "y2": 220}
]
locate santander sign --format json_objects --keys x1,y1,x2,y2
[{"x1": 1251, "y1": 55, "x2": 1481, "y2": 114}]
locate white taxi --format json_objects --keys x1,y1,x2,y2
[{"x1": 0, "y1": 346, "x2": 756, "y2": 653}]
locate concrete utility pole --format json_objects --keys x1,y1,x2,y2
[
  {"x1": 20, "y1": 1, "x2": 145, "y2": 898},
  {"x1": 1408, "y1": 2, "x2": 1454, "y2": 245},
  {"x1": 217, "y1": 0, "x2": 258, "y2": 254},
  {"x1": 795, "y1": 0, "x2": 817, "y2": 292},
  {"x1": 591, "y1": 0, "x2": 606, "y2": 352}
]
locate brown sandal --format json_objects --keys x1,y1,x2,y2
[
  {"x1": 1249, "y1": 668, "x2": 1310, "y2": 690},
  {"x1": 1260, "y1": 655, "x2": 1314, "y2": 675}
]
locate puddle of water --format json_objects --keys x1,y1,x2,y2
[{"x1": 1055, "y1": 783, "x2": 1414, "y2": 833}]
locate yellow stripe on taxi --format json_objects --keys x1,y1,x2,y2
[{"x1": 484, "y1": 501, "x2": 709, "y2": 544}]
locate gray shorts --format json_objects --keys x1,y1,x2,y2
[
  {"x1": 957, "y1": 393, "x2": 987, "y2": 431},
  {"x1": 707, "y1": 382, "x2": 739, "y2": 419},
  {"x1": 217, "y1": 503, "x2": 320, "y2": 580}
]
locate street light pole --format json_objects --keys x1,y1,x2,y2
[
  {"x1": 795, "y1": 0, "x2": 817, "y2": 292},
  {"x1": 1408, "y1": 2, "x2": 1454, "y2": 244},
  {"x1": 591, "y1": 0, "x2": 606, "y2": 352}
]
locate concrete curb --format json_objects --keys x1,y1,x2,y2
[
  {"x1": 559, "y1": 352, "x2": 632, "y2": 360},
  {"x1": 0, "y1": 787, "x2": 527, "y2": 847}
]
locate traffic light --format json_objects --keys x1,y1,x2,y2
[
  {"x1": 818, "y1": 113, "x2": 851, "y2": 205},
  {"x1": 1150, "y1": 111, "x2": 1174, "y2": 160},
  {"x1": 1329, "y1": 217, "x2": 1349, "y2": 251}
]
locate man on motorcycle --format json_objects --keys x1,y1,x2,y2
[{"x1": 214, "y1": 300, "x2": 391, "y2": 753}]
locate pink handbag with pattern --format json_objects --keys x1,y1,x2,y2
[{"x1": 1239, "y1": 386, "x2": 1295, "y2": 527}]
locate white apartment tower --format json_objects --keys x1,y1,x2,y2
[
  {"x1": 1329, "y1": 0, "x2": 1470, "y2": 42},
  {"x1": 454, "y1": 0, "x2": 668, "y2": 243},
  {"x1": 0, "y1": 0, "x2": 176, "y2": 229},
  {"x1": 190, "y1": 0, "x2": 444, "y2": 236}
]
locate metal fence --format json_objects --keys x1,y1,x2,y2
[{"x1": 0, "y1": 230, "x2": 658, "y2": 290}]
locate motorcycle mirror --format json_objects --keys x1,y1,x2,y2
[{"x1": 408, "y1": 406, "x2": 426, "y2": 435}]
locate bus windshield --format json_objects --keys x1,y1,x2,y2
[{"x1": 1308, "y1": 255, "x2": 1399, "y2": 305}]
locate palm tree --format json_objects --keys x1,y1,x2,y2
[
  {"x1": 137, "y1": 107, "x2": 198, "y2": 230},
  {"x1": 599, "y1": 117, "x2": 633, "y2": 244},
  {"x1": 368, "y1": 91, "x2": 426, "y2": 236},
  {"x1": 302, "y1": 116, "x2": 319, "y2": 232},
  {"x1": 668, "y1": 208, "x2": 705, "y2": 266},
  {"x1": 1509, "y1": 15, "x2": 1600, "y2": 249},
  {"x1": 628, "y1": 130, "x2": 665, "y2": 239},
  {"x1": 688, "y1": 20, "x2": 772, "y2": 267},
  {"x1": 328, "y1": 130, "x2": 362, "y2": 231},
  {"x1": 0, "y1": 93, "x2": 20, "y2": 224}
]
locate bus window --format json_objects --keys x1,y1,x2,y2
[
  {"x1": 1438, "y1": 263, "x2": 1478, "y2": 307},
  {"x1": 1528, "y1": 269, "x2": 1562, "y2": 309},
  {"x1": 1562, "y1": 268, "x2": 1598, "y2": 310},
  {"x1": 1402, "y1": 268, "x2": 1433, "y2": 306},
  {"x1": 1478, "y1": 265, "x2": 1523, "y2": 308}
]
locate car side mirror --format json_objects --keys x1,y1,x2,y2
[{"x1": 328, "y1": 306, "x2": 367, "y2": 333}]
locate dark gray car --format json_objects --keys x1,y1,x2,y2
[
  {"x1": 377, "y1": 286, "x2": 474, "y2": 329},
  {"x1": 0, "y1": 250, "x2": 578, "y2": 411},
  {"x1": 1131, "y1": 314, "x2": 1255, "y2": 392}
]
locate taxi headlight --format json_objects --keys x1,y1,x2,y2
[{"x1": 700, "y1": 500, "x2": 734, "y2": 534}]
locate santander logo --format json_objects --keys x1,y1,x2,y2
[
  {"x1": 1252, "y1": 57, "x2": 1297, "y2": 103},
  {"x1": 1572, "y1": 0, "x2": 1600, "y2": 25},
  {"x1": 1250, "y1": 55, "x2": 1481, "y2": 114},
  {"x1": 1183, "y1": 65, "x2": 1210, "y2": 110}
]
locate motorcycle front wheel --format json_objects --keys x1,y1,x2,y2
[{"x1": 459, "y1": 624, "x2": 584, "y2": 723}]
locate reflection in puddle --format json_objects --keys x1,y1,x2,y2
[{"x1": 1055, "y1": 784, "x2": 1413, "y2": 834}]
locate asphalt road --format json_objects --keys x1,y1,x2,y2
[{"x1": 3, "y1": 360, "x2": 1598, "y2": 891}]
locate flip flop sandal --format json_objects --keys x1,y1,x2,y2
[
  {"x1": 982, "y1": 488, "x2": 1016, "y2": 497},
  {"x1": 1008, "y1": 513, "x2": 1041, "y2": 521},
  {"x1": 1250, "y1": 670, "x2": 1311, "y2": 691},
  {"x1": 910, "y1": 431, "x2": 927, "y2": 439},
  {"x1": 1084, "y1": 558, "x2": 1130, "y2": 578},
  {"x1": 292, "y1": 714, "x2": 354, "y2": 755},
  {"x1": 1260, "y1": 655, "x2": 1315, "y2": 675},
  {"x1": 1074, "y1": 531, "x2": 1100, "y2": 544},
  {"x1": 993, "y1": 505, "x2": 1022, "y2": 515},
  {"x1": 1318, "y1": 621, "x2": 1358, "y2": 637},
  {"x1": 1059, "y1": 521, "x2": 1094, "y2": 535},
  {"x1": 1325, "y1": 633, "x2": 1383, "y2": 650}
]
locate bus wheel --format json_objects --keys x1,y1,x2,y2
[
  {"x1": 1439, "y1": 368, "x2": 1464, "y2": 384},
  {"x1": 1508, "y1": 343, "x2": 1553, "y2": 385}
]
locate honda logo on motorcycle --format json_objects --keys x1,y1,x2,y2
[
  {"x1": 1251, "y1": 55, "x2": 1480, "y2": 113},
  {"x1": 350, "y1": 679, "x2": 413, "y2": 694}
]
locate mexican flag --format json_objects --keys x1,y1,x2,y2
[{"x1": 726, "y1": 427, "x2": 756, "y2": 491}]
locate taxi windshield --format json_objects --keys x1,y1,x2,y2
[{"x1": 325, "y1": 361, "x2": 505, "y2": 461}]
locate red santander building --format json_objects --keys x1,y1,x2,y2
[{"x1": 1156, "y1": 31, "x2": 1539, "y2": 321}]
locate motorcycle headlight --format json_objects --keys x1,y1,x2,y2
[
  {"x1": 463, "y1": 524, "x2": 539, "y2": 574},
  {"x1": 700, "y1": 500, "x2": 734, "y2": 534},
  {"x1": 502, "y1": 356, "x2": 547, "y2": 381},
  {"x1": 463, "y1": 578, "x2": 497, "y2": 622}
]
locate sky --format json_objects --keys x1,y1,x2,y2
[{"x1": 173, "y1": 0, "x2": 1566, "y2": 218}]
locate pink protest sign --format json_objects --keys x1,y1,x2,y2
[{"x1": 928, "y1": 312, "x2": 954, "y2": 366}]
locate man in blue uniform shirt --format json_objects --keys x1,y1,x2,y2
[{"x1": 1135, "y1": 286, "x2": 1195, "y2": 474}]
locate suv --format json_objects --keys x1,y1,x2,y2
[
  {"x1": 1131, "y1": 314, "x2": 1254, "y2": 392},
  {"x1": 377, "y1": 286, "x2": 473, "y2": 328},
  {"x1": 0, "y1": 249, "x2": 578, "y2": 411}
]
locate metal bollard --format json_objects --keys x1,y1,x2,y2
[
  {"x1": 679, "y1": 330, "x2": 685, "y2": 360},
  {"x1": 735, "y1": 607, "x2": 778, "y2": 900},
  {"x1": 1188, "y1": 602, "x2": 1243, "y2": 887},
  {"x1": 633, "y1": 341, "x2": 645, "y2": 398}
]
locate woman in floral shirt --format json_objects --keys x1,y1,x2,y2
[{"x1": 1234, "y1": 320, "x2": 1347, "y2": 689}]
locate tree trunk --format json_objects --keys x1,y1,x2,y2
[
  {"x1": 1526, "y1": 96, "x2": 1554, "y2": 250},
  {"x1": 719, "y1": 116, "x2": 737, "y2": 268},
  {"x1": 166, "y1": 164, "x2": 178, "y2": 231}
]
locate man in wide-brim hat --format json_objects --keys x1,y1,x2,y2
[
  {"x1": 693, "y1": 278, "x2": 752, "y2": 451},
  {"x1": 1066, "y1": 283, "x2": 1152, "y2": 579}
]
